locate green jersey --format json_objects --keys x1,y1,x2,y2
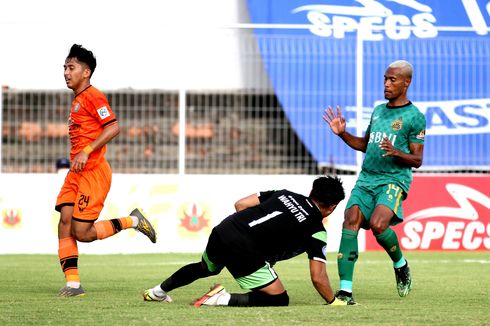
[{"x1": 358, "y1": 102, "x2": 426, "y2": 193}]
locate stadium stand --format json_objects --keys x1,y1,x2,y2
[{"x1": 1, "y1": 89, "x2": 317, "y2": 174}]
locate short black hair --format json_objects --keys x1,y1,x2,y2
[
  {"x1": 309, "y1": 175, "x2": 345, "y2": 207},
  {"x1": 67, "y1": 44, "x2": 96, "y2": 76}
]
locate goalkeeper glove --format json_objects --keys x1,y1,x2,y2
[{"x1": 327, "y1": 297, "x2": 348, "y2": 306}]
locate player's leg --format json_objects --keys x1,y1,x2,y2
[
  {"x1": 371, "y1": 184, "x2": 411, "y2": 297},
  {"x1": 194, "y1": 262, "x2": 289, "y2": 307},
  {"x1": 72, "y1": 160, "x2": 156, "y2": 243},
  {"x1": 56, "y1": 172, "x2": 84, "y2": 296},
  {"x1": 370, "y1": 205, "x2": 404, "y2": 265},
  {"x1": 337, "y1": 185, "x2": 372, "y2": 302},
  {"x1": 72, "y1": 215, "x2": 136, "y2": 242},
  {"x1": 144, "y1": 260, "x2": 221, "y2": 302},
  {"x1": 72, "y1": 210, "x2": 154, "y2": 242},
  {"x1": 336, "y1": 206, "x2": 362, "y2": 302},
  {"x1": 230, "y1": 277, "x2": 289, "y2": 307},
  {"x1": 144, "y1": 229, "x2": 224, "y2": 302},
  {"x1": 57, "y1": 204, "x2": 85, "y2": 296}
]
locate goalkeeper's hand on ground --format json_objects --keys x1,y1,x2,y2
[{"x1": 327, "y1": 297, "x2": 348, "y2": 306}]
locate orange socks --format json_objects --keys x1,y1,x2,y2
[
  {"x1": 58, "y1": 236, "x2": 80, "y2": 284},
  {"x1": 58, "y1": 217, "x2": 133, "y2": 287},
  {"x1": 94, "y1": 217, "x2": 133, "y2": 240}
]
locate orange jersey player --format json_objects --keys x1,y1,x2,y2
[
  {"x1": 55, "y1": 44, "x2": 157, "y2": 297},
  {"x1": 67, "y1": 85, "x2": 117, "y2": 172}
]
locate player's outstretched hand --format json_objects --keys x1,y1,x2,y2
[{"x1": 322, "y1": 105, "x2": 346, "y2": 136}]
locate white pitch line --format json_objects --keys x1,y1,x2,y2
[
  {"x1": 274, "y1": 259, "x2": 490, "y2": 265},
  {"x1": 90, "y1": 258, "x2": 490, "y2": 267}
]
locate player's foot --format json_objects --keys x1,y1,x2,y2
[
  {"x1": 335, "y1": 290, "x2": 357, "y2": 305},
  {"x1": 143, "y1": 288, "x2": 173, "y2": 302},
  {"x1": 394, "y1": 261, "x2": 412, "y2": 297},
  {"x1": 58, "y1": 286, "x2": 86, "y2": 297},
  {"x1": 193, "y1": 284, "x2": 228, "y2": 307},
  {"x1": 131, "y1": 208, "x2": 157, "y2": 243}
]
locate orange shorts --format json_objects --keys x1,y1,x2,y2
[{"x1": 55, "y1": 159, "x2": 112, "y2": 222}]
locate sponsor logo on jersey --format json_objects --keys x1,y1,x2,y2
[
  {"x1": 73, "y1": 103, "x2": 80, "y2": 112},
  {"x1": 416, "y1": 129, "x2": 425, "y2": 140},
  {"x1": 97, "y1": 106, "x2": 110, "y2": 120}
]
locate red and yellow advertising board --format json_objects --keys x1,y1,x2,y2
[{"x1": 366, "y1": 175, "x2": 490, "y2": 251}]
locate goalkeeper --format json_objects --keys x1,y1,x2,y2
[{"x1": 144, "y1": 176, "x2": 354, "y2": 306}]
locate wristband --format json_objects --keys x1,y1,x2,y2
[{"x1": 83, "y1": 145, "x2": 94, "y2": 155}]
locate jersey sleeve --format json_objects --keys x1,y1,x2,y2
[
  {"x1": 258, "y1": 190, "x2": 277, "y2": 203},
  {"x1": 409, "y1": 110, "x2": 426, "y2": 145},
  {"x1": 306, "y1": 230, "x2": 327, "y2": 263},
  {"x1": 88, "y1": 92, "x2": 117, "y2": 127}
]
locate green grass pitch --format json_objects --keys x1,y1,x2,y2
[{"x1": 0, "y1": 252, "x2": 488, "y2": 325}]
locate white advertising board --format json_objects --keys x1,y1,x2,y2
[{"x1": 0, "y1": 174, "x2": 358, "y2": 254}]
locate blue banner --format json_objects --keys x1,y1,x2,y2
[{"x1": 246, "y1": 0, "x2": 490, "y2": 169}]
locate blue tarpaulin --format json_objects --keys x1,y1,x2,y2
[{"x1": 246, "y1": 0, "x2": 490, "y2": 169}]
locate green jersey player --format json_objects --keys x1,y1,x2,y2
[{"x1": 322, "y1": 60, "x2": 426, "y2": 304}]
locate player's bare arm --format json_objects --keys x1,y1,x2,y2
[
  {"x1": 234, "y1": 194, "x2": 260, "y2": 212},
  {"x1": 379, "y1": 137, "x2": 424, "y2": 168},
  {"x1": 322, "y1": 105, "x2": 369, "y2": 152},
  {"x1": 71, "y1": 122, "x2": 120, "y2": 172},
  {"x1": 309, "y1": 259, "x2": 337, "y2": 304}
]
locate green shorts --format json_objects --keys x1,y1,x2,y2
[{"x1": 346, "y1": 182, "x2": 406, "y2": 225}]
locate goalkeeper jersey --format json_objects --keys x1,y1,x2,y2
[{"x1": 215, "y1": 190, "x2": 328, "y2": 264}]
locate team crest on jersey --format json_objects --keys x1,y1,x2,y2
[
  {"x1": 73, "y1": 103, "x2": 80, "y2": 112},
  {"x1": 391, "y1": 117, "x2": 403, "y2": 131},
  {"x1": 416, "y1": 130, "x2": 425, "y2": 140},
  {"x1": 97, "y1": 106, "x2": 110, "y2": 119}
]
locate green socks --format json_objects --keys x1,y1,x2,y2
[
  {"x1": 337, "y1": 229, "x2": 359, "y2": 292},
  {"x1": 338, "y1": 227, "x2": 406, "y2": 292},
  {"x1": 375, "y1": 228, "x2": 404, "y2": 266}
]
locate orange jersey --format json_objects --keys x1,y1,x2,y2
[{"x1": 68, "y1": 85, "x2": 117, "y2": 170}]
